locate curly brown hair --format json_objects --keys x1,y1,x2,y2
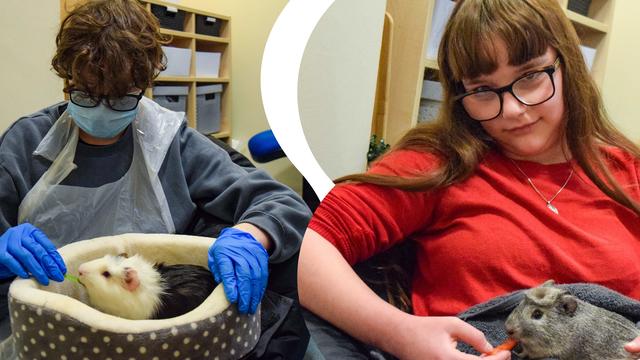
[{"x1": 52, "y1": 0, "x2": 168, "y2": 97}]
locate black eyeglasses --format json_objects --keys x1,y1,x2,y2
[
  {"x1": 68, "y1": 90, "x2": 144, "y2": 112},
  {"x1": 454, "y1": 57, "x2": 561, "y2": 122}
]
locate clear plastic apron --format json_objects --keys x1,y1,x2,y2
[{"x1": 17, "y1": 98, "x2": 184, "y2": 247}]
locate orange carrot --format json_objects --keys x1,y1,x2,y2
[{"x1": 484, "y1": 338, "x2": 517, "y2": 355}]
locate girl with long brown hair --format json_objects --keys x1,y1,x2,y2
[{"x1": 299, "y1": 0, "x2": 640, "y2": 358}]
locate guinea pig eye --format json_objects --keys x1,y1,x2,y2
[
  {"x1": 101, "y1": 271, "x2": 111, "y2": 278},
  {"x1": 531, "y1": 309, "x2": 543, "y2": 320}
]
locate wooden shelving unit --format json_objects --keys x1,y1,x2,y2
[
  {"x1": 374, "y1": 0, "x2": 616, "y2": 146},
  {"x1": 60, "y1": 0, "x2": 232, "y2": 139},
  {"x1": 424, "y1": 58, "x2": 439, "y2": 71}
]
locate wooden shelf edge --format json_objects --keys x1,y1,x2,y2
[
  {"x1": 160, "y1": 29, "x2": 230, "y2": 43},
  {"x1": 194, "y1": 77, "x2": 230, "y2": 83},
  {"x1": 209, "y1": 130, "x2": 231, "y2": 139},
  {"x1": 424, "y1": 58, "x2": 439, "y2": 70},
  {"x1": 194, "y1": 33, "x2": 230, "y2": 43},
  {"x1": 141, "y1": 0, "x2": 230, "y2": 20},
  {"x1": 155, "y1": 76, "x2": 194, "y2": 82},
  {"x1": 566, "y1": 10, "x2": 609, "y2": 33},
  {"x1": 159, "y1": 28, "x2": 192, "y2": 39},
  {"x1": 154, "y1": 76, "x2": 230, "y2": 83}
]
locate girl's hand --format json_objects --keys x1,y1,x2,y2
[
  {"x1": 389, "y1": 315, "x2": 512, "y2": 360},
  {"x1": 624, "y1": 336, "x2": 640, "y2": 354}
]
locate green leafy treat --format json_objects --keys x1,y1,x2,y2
[{"x1": 64, "y1": 274, "x2": 80, "y2": 283}]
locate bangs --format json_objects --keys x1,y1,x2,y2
[
  {"x1": 444, "y1": 0, "x2": 554, "y2": 81},
  {"x1": 69, "y1": 43, "x2": 134, "y2": 96}
]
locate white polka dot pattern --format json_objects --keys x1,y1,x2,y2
[{"x1": 8, "y1": 295, "x2": 261, "y2": 359}]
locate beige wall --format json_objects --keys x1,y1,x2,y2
[
  {"x1": 0, "y1": 0, "x2": 303, "y2": 193},
  {"x1": 602, "y1": 1, "x2": 640, "y2": 143},
  {"x1": 0, "y1": 1, "x2": 63, "y2": 131}
]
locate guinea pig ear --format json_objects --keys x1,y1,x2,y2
[
  {"x1": 123, "y1": 267, "x2": 140, "y2": 292},
  {"x1": 541, "y1": 279, "x2": 556, "y2": 287},
  {"x1": 558, "y1": 294, "x2": 578, "y2": 316}
]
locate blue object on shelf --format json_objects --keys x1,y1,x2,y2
[{"x1": 248, "y1": 130, "x2": 286, "y2": 163}]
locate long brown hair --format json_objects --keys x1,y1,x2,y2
[
  {"x1": 339, "y1": 0, "x2": 640, "y2": 216},
  {"x1": 51, "y1": 0, "x2": 168, "y2": 97}
]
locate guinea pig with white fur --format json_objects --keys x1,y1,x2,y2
[
  {"x1": 505, "y1": 280, "x2": 640, "y2": 360},
  {"x1": 77, "y1": 254, "x2": 217, "y2": 320}
]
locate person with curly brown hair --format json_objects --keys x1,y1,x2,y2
[{"x1": 0, "y1": 0, "x2": 310, "y2": 339}]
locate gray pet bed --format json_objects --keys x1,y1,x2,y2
[{"x1": 1, "y1": 233, "x2": 260, "y2": 360}]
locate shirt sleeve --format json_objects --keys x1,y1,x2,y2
[
  {"x1": 0, "y1": 162, "x2": 20, "y2": 235},
  {"x1": 0, "y1": 106, "x2": 59, "y2": 236},
  {"x1": 309, "y1": 149, "x2": 442, "y2": 265},
  {"x1": 603, "y1": 146, "x2": 640, "y2": 202},
  {"x1": 179, "y1": 127, "x2": 312, "y2": 263}
]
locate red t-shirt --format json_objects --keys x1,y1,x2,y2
[{"x1": 309, "y1": 148, "x2": 640, "y2": 316}]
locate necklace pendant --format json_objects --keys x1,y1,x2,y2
[{"x1": 547, "y1": 202, "x2": 559, "y2": 215}]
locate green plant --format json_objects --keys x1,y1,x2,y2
[{"x1": 367, "y1": 134, "x2": 390, "y2": 162}]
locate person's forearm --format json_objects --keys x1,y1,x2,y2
[
  {"x1": 298, "y1": 229, "x2": 411, "y2": 354},
  {"x1": 234, "y1": 222, "x2": 272, "y2": 252}
]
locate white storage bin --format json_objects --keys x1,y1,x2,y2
[
  {"x1": 196, "y1": 84, "x2": 223, "y2": 134},
  {"x1": 418, "y1": 80, "x2": 443, "y2": 123},
  {"x1": 152, "y1": 86, "x2": 189, "y2": 113},
  {"x1": 160, "y1": 46, "x2": 191, "y2": 77},
  {"x1": 195, "y1": 51, "x2": 222, "y2": 77},
  {"x1": 580, "y1": 45, "x2": 596, "y2": 72}
]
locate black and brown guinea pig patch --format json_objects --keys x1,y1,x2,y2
[{"x1": 8, "y1": 295, "x2": 260, "y2": 360}]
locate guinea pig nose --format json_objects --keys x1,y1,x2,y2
[{"x1": 507, "y1": 328, "x2": 515, "y2": 337}]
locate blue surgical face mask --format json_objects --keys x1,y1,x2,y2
[{"x1": 67, "y1": 101, "x2": 138, "y2": 139}]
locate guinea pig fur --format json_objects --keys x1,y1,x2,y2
[
  {"x1": 505, "y1": 280, "x2": 640, "y2": 360},
  {"x1": 78, "y1": 254, "x2": 216, "y2": 320},
  {"x1": 78, "y1": 254, "x2": 166, "y2": 320},
  {"x1": 152, "y1": 261, "x2": 217, "y2": 319}
]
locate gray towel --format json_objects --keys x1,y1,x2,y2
[{"x1": 456, "y1": 283, "x2": 640, "y2": 358}]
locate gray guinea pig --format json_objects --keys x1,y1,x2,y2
[{"x1": 505, "y1": 280, "x2": 640, "y2": 360}]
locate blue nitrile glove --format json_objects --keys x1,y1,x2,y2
[
  {"x1": 0, "y1": 223, "x2": 67, "y2": 285},
  {"x1": 208, "y1": 227, "x2": 269, "y2": 314}
]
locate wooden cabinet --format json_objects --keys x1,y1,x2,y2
[
  {"x1": 375, "y1": 0, "x2": 616, "y2": 145},
  {"x1": 60, "y1": 0, "x2": 231, "y2": 139}
]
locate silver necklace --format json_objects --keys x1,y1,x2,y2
[{"x1": 510, "y1": 159, "x2": 574, "y2": 215}]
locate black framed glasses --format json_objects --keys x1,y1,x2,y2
[
  {"x1": 454, "y1": 57, "x2": 561, "y2": 122},
  {"x1": 68, "y1": 90, "x2": 144, "y2": 112}
]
